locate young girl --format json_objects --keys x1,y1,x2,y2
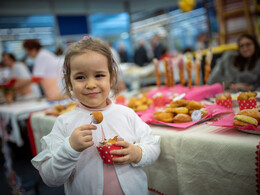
[{"x1": 31, "y1": 37, "x2": 160, "y2": 195}]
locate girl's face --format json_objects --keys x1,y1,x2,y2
[
  {"x1": 239, "y1": 37, "x2": 255, "y2": 58},
  {"x1": 70, "y1": 51, "x2": 111, "y2": 109}
]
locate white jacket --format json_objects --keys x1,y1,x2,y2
[{"x1": 32, "y1": 102, "x2": 160, "y2": 195}]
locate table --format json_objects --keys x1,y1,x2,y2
[
  {"x1": 144, "y1": 121, "x2": 259, "y2": 195},
  {"x1": 28, "y1": 109, "x2": 259, "y2": 195},
  {"x1": 0, "y1": 99, "x2": 52, "y2": 146}
]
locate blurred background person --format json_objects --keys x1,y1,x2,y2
[
  {"x1": 195, "y1": 33, "x2": 209, "y2": 51},
  {"x1": 108, "y1": 41, "x2": 121, "y2": 65},
  {"x1": 118, "y1": 43, "x2": 128, "y2": 63},
  {"x1": 23, "y1": 39, "x2": 64, "y2": 100},
  {"x1": 208, "y1": 34, "x2": 260, "y2": 91},
  {"x1": 134, "y1": 39, "x2": 149, "y2": 66},
  {"x1": 2, "y1": 52, "x2": 41, "y2": 100},
  {"x1": 151, "y1": 34, "x2": 165, "y2": 60}
]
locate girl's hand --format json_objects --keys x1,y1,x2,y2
[
  {"x1": 110, "y1": 141, "x2": 142, "y2": 165},
  {"x1": 69, "y1": 124, "x2": 97, "y2": 152}
]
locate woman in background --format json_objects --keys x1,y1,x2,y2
[
  {"x1": 208, "y1": 34, "x2": 260, "y2": 91},
  {"x1": 2, "y1": 52, "x2": 41, "y2": 100}
]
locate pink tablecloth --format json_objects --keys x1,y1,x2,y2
[
  {"x1": 147, "y1": 83, "x2": 222, "y2": 103},
  {"x1": 140, "y1": 104, "x2": 232, "y2": 129},
  {"x1": 210, "y1": 113, "x2": 260, "y2": 131}
]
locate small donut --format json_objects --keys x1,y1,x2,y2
[
  {"x1": 91, "y1": 111, "x2": 103, "y2": 124},
  {"x1": 153, "y1": 112, "x2": 174, "y2": 123},
  {"x1": 173, "y1": 114, "x2": 192, "y2": 123}
]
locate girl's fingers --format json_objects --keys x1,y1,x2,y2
[
  {"x1": 114, "y1": 141, "x2": 129, "y2": 147},
  {"x1": 112, "y1": 155, "x2": 130, "y2": 164},
  {"x1": 82, "y1": 135, "x2": 93, "y2": 143},
  {"x1": 80, "y1": 124, "x2": 97, "y2": 131}
]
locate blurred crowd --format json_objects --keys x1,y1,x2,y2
[{"x1": 0, "y1": 33, "x2": 260, "y2": 103}]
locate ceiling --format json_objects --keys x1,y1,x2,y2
[{"x1": 0, "y1": 0, "x2": 203, "y2": 15}]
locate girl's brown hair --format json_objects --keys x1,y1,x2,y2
[
  {"x1": 62, "y1": 37, "x2": 120, "y2": 98},
  {"x1": 234, "y1": 34, "x2": 260, "y2": 71}
]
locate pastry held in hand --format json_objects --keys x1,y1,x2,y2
[
  {"x1": 90, "y1": 111, "x2": 103, "y2": 124},
  {"x1": 97, "y1": 136, "x2": 123, "y2": 164}
]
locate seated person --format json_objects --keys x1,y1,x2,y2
[
  {"x1": 23, "y1": 39, "x2": 65, "y2": 100},
  {"x1": 2, "y1": 52, "x2": 41, "y2": 100},
  {"x1": 208, "y1": 34, "x2": 260, "y2": 91}
]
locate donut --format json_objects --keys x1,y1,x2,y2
[
  {"x1": 173, "y1": 114, "x2": 192, "y2": 123},
  {"x1": 153, "y1": 112, "x2": 174, "y2": 123},
  {"x1": 187, "y1": 101, "x2": 204, "y2": 110},
  {"x1": 91, "y1": 111, "x2": 103, "y2": 124},
  {"x1": 170, "y1": 99, "x2": 189, "y2": 108}
]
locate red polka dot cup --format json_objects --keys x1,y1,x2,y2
[
  {"x1": 237, "y1": 98, "x2": 257, "y2": 110},
  {"x1": 152, "y1": 93, "x2": 166, "y2": 108},
  {"x1": 96, "y1": 144, "x2": 123, "y2": 164},
  {"x1": 215, "y1": 98, "x2": 232, "y2": 109}
]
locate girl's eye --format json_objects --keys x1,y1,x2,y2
[
  {"x1": 96, "y1": 74, "x2": 105, "y2": 78},
  {"x1": 75, "y1": 76, "x2": 85, "y2": 80}
]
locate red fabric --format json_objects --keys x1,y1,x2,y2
[
  {"x1": 31, "y1": 77, "x2": 42, "y2": 84},
  {"x1": 238, "y1": 99, "x2": 257, "y2": 110},
  {"x1": 27, "y1": 113, "x2": 37, "y2": 157},
  {"x1": 97, "y1": 145, "x2": 123, "y2": 164},
  {"x1": 256, "y1": 142, "x2": 260, "y2": 194},
  {"x1": 215, "y1": 99, "x2": 232, "y2": 109}
]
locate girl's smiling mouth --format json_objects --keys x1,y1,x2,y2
[{"x1": 85, "y1": 92, "x2": 100, "y2": 97}]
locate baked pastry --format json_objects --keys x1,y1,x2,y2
[
  {"x1": 248, "y1": 91, "x2": 257, "y2": 98},
  {"x1": 233, "y1": 115, "x2": 258, "y2": 127},
  {"x1": 237, "y1": 92, "x2": 248, "y2": 100},
  {"x1": 173, "y1": 114, "x2": 192, "y2": 123},
  {"x1": 91, "y1": 111, "x2": 103, "y2": 124},
  {"x1": 200, "y1": 108, "x2": 208, "y2": 118},
  {"x1": 187, "y1": 101, "x2": 205, "y2": 110},
  {"x1": 170, "y1": 99, "x2": 189, "y2": 108},
  {"x1": 153, "y1": 112, "x2": 174, "y2": 123},
  {"x1": 238, "y1": 109, "x2": 260, "y2": 122}
]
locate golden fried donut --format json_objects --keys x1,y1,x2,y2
[
  {"x1": 237, "y1": 92, "x2": 248, "y2": 100},
  {"x1": 153, "y1": 112, "x2": 174, "y2": 123},
  {"x1": 233, "y1": 115, "x2": 258, "y2": 127},
  {"x1": 187, "y1": 101, "x2": 204, "y2": 110},
  {"x1": 170, "y1": 99, "x2": 189, "y2": 108},
  {"x1": 200, "y1": 108, "x2": 208, "y2": 118},
  {"x1": 173, "y1": 114, "x2": 192, "y2": 123},
  {"x1": 91, "y1": 111, "x2": 103, "y2": 124},
  {"x1": 135, "y1": 104, "x2": 148, "y2": 112},
  {"x1": 238, "y1": 109, "x2": 260, "y2": 122},
  {"x1": 128, "y1": 97, "x2": 137, "y2": 108},
  {"x1": 172, "y1": 107, "x2": 189, "y2": 114},
  {"x1": 248, "y1": 91, "x2": 257, "y2": 98}
]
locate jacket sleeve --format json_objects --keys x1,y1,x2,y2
[
  {"x1": 208, "y1": 51, "x2": 235, "y2": 88},
  {"x1": 31, "y1": 117, "x2": 81, "y2": 187},
  {"x1": 130, "y1": 112, "x2": 161, "y2": 167}
]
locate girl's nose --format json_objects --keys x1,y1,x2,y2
[{"x1": 85, "y1": 78, "x2": 96, "y2": 89}]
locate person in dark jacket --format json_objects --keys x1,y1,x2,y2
[{"x1": 134, "y1": 39, "x2": 149, "y2": 66}]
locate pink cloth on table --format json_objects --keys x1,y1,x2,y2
[
  {"x1": 209, "y1": 113, "x2": 260, "y2": 131},
  {"x1": 140, "y1": 104, "x2": 232, "y2": 129},
  {"x1": 147, "y1": 83, "x2": 222, "y2": 102}
]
